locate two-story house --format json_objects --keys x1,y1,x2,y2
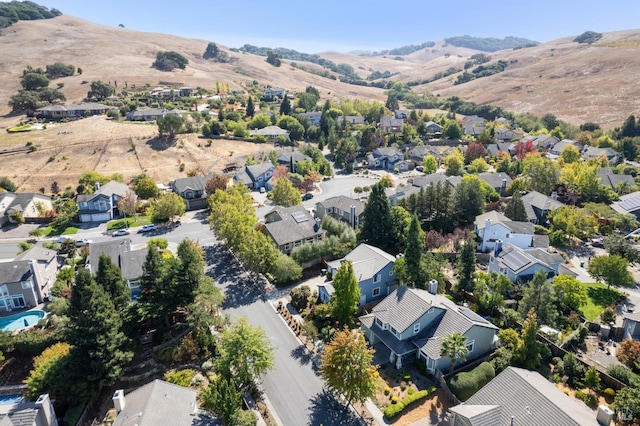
[
  {"x1": 548, "y1": 139, "x2": 582, "y2": 157},
  {"x1": 0, "y1": 193, "x2": 54, "y2": 226},
  {"x1": 380, "y1": 116, "x2": 404, "y2": 133},
  {"x1": 360, "y1": 285, "x2": 498, "y2": 371},
  {"x1": 582, "y1": 146, "x2": 619, "y2": 164},
  {"x1": 406, "y1": 145, "x2": 441, "y2": 165},
  {"x1": 234, "y1": 163, "x2": 275, "y2": 190},
  {"x1": 263, "y1": 87, "x2": 286, "y2": 99},
  {"x1": 488, "y1": 242, "x2": 572, "y2": 283},
  {"x1": 300, "y1": 111, "x2": 322, "y2": 125},
  {"x1": 477, "y1": 172, "x2": 512, "y2": 196},
  {"x1": 0, "y1": 256, "x2": 54, "y2": 311},
  {"x1": 277, "y1": 150, "x2": 312, "y2": 174},
  {"x1": 368, "y1": 147, "x2": 407, "y2": 171},
  {"x1": 315, "y1": 195, "x2": 365, "y2": 229},
  {"x1": 0, "y1": 394, "x2": 59, "y2": 426},
  {"x1": 475, "y1": 211, "x2": 535, "y2": 252},
  {"x1": 520, "y1": 191, "x2": 564, "y2": 225},
  {"x1": 171, "y1": 176, "x2": 208, "y2": 210},
  {"x1": 597, "y1": 167, "x2": 636, "y2": 193},
  {"x1": 76, "y1": 181, "x2": 131, "y2": 223},
  {"x1": 494, "y1": 128, "x2": 524, "y2": 142},
  {"x1": 87, "y1": 239, "x2": 148, "y2": 300},
  {"x1": 423, "y1": 121, "x2": 443, "y2": 135},
  {"x1": 261, "y1": 205, "x2": 325, "y2": 254},
  {"x1": 319, "y1": 244, "x2": 397, "y2": 305}
]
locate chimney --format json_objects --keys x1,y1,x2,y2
[
  {"x1": 428, "y1": 279, "x2": 438, "y2": 295},
  {"x1": 494, "y1": 239, "x2": 503, "y2": 256},
  {"x1": 550, "y1": 191, "x2": 558, "y2": 200},
  {"x1": 95, "y1": 182, "x2": 101, "y2": 191},
  {"x1": 313, "y1": 217, "x2": 321, "y2": 232},
  {"x1": 501, "y1": 178, "x2": 507, "y2": 196},
  {"x1": 35, "y1": 394, "x2": 58, "y2": 426},
  {"x1": 113, "y1": 389, "x2": 126, "y2": 413},
  {"x1": 350, "y1": 205, "x2": 357, "y2": 229}
]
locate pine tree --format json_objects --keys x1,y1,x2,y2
[
  {"x1": 516, "y1": 308, "x2": 542, "y2": 369},
  {"x1": 518, "y1": 269, "x2": 558, "y2": 326},
  {"x1": 454, "y1": 176, "x2": 485, "y2": 227},
  {"x1": 68, "y1": 268, "x2": 132, "y2": 384},
  {"x1": 405, "y1": 214, "x2": 425, "y2": 286},
  {"x1": 95, "y1": 254, "x2": 130, "y2": 309},
  {"x1": 200, "y1": 377, "x2": 242, "y2": 425},
  {"x1": 279, "y1": 97, "x2": 291, "y2": 115},
  {"x1": 331, "y1": 261, "x2": 360, "y2": 326},
  {"x1": 504, "y1": 192, "x2": 528, "y2": 222},
  {"x1": 139, "y1": 246, "x2": 169, "y2": 320},
  {"x1": 456, "y1": 237, "x2": 476, "y2": 293},
  {"x1": 245, "y1": 96, "x2": 255, "y2": 118},
  {"x1": 360, "y1": 183, "x2": 393, "y2": 253},
  {"x1": 172, "y1": 239, "x2": 206, "y2": 310}
]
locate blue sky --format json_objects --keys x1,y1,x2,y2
[{"x1": 37, "y1": 1, "x2": 640, "y2": 53}]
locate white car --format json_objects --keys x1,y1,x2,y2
[
  {"x1": 139, "y1": 224, "x2": 156, "y2": 233},
  {"x1": 55, "y1": 236, "x2": 72, "y2": 244},
  {"x1": 75, "y1": 238, "x2": 93, "y2": 247},
  {"x1": 112, "y1": 229, "x2": 131, "y2": 237}
]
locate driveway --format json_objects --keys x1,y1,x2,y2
[{"x1": 205, "y1": 243, "x2": 365, "y2": 426}]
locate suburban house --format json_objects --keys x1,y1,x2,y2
[
  {"x1": 315, "y1": 195, "x2": 365, "y2": 229},
  {"x1": 528, "y1": 134, "x2": 559, "y2": 151},
  {"x1": 264, "y1": 87, "x2": 286, "y2": 99},
  {"x1": 611, "y1": 191, "x2": 640, "y2": 218},
  {"x1": 0, "y1": 253, "x2": 55, "y2": 311},
  {"x1": 477, "y1": 172, "x2": 512, "y2": 196},
  {"x1": 582, "y1": 146, "x2": 619, "y2": 164},
  {"x1": 112, "y1": 380, "x2": 208, "y2": 426},
  {"x1": 234, "y1": 163, "x2": 275, "y2": 190},
  {"x1": 35, "y1": 103, "x2": 112, "y2": 119},
  {"x1": 171, "y1": 176, "x2": 208, "y2": 210},
  {"x1": 0, "y1": 394, "x2": 58, "y2": 426},
  {"x1": 300, "y1": 111, "x2": 321, "y2": 125},
  {"x1": 521, "y1": 191, "x2": 564, "y2": 224},
  {"x1": 76, "y1": 181, "x2": 131, "y2": 223},
  {"x1": 87, "y1": 239, "x2": 148, "y2": 300},
  {"x1": 320, "y1": 244, "x2": 397, "y2": 305},
  {"x1": 394, "y1": 110, "x2": 409, "y2": 119},
  {"x1": 126, "y1": 108, "x2": 185, "y2": 122},
  {"x1": 548, "y1": 139, "x2": 582, "y2": 157},
  {"x1": 249, "y1": 125, "x2": 290, "y2": 141},
  {"x1": 261, "y1": 205, "x2": 325, "y2": 254},
  {"x1": 337, "y1": 115, "x2": 365, "y2": 125},
  {"x1": 461, "y1": 116, "x2": 486, "y2": 137},
  {"x1": 380, "y1": 115, "x2": 404, "y2": 133},
  {"x1": 622, "y1": 312, "x2": 640, "y2": 340},
  {"x1": 423, "y1": 121, "x2": 443, "y2": 134},
  {"x1": 597, "y1": 167, "x2": 636, "y2": 193},
  {"x1": 488, "y1": 242, "x2": 572, "y2": 283},
  {"x1": 360, "y1": 286, "x2": 498, "y2": 371},
  {"x1": 494, "y1": 128, "x2": 524, "y2": 142},
  {"x1": 388, "y1": 174, "x2": 461, "y2": 205},
  {"x1": 474, "y1": 211, "x2": 535, "y2": 252},
  {"x1": 406, "y1": 145, "x2": 441, "y2": 164},
  {"x1": 0, "y1": 192, "x2": 54, "y2": 227},
  {"x1": 486, "y1": 143, "x2": 513, "y2": 158},
  {"x1": 449, "y1": 367, "x2": 601, "y2": 426},
  {"x1": 277, "y1": 150, "x2": 312, "y2": 173},
  {"x1": 368, "y1": 147, "x2": 405, "y2": 171}
]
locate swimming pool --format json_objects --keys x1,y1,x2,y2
[
  {"x1": 0, "y1": 310, "x2": 46, "y2": 332},
  {"x1": 0, "y1": 394, "x2": 23, "y2": 405}
]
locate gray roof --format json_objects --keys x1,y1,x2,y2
[
  {"x1": 316, "y1": 195, "x2": 365, "y2": 216},
  {"x1": 521, "y1": 191, "x2": 563, "y2": 221},
  {"x1": 0, "y1": 260, "x2": 32, "y2": 284},
  {"x1": 246, "y1": 163, "x2": 274, "y2": 180},
  {"x1": 234, "y1": 168, "x2": 253, "y2": 186},
  {"x1": 450, "y1": 367, "x2": 600, "y2": 426},
  {"x1": 380, "y1": 116, "x2": 404, "y2": 129},
  {"x1": 477, "y1": 172, "x2": 512, "y2": 189},
  {"x1": 475, "y1": 211, "x2": 534, "y2": 235},
  {"x1": 597, "y1": 168, "x2": 635, "y2": 191},
  {"x1": 127, "y1": 108, "x2": 165, "y2": 118},
  {"x1": 532, "y1": 234, "x2": 550, "y2": 249},
  {"x1": 550, "y1": 139, "x2": 582, "y2": 154},
  {"x1": 277, "y1": 151, "x2": 311, "y2": 164},
  {"x1": 0, "y1": 399, "x2": 42, "y2": 426},
  {"x1": 112, "y1": 379, "x2": 200, "y2": 426},
  {"x1": 623, "y1": 311, "x2": 640, "y2": 322},
  {"x1": 15, "y1": 242, "x2": 57, "y2": 263},
  {"x1": 374, "y1": 146, "x2": 402, "y2": 157},
  {"x1": 495, "y1": 244, "x2": 559, "y2": 274},
  {"x1": 449, "y1": 404, "x2": 502, "y2": 426},
  {"x1": 249, "y1": 125, "x2": 290, "y2": 137},
  {"x1": 263, "y1": 205, "x2": 325, "y2": 246},
  {"x1": 407, "y1": 145, "x2": 441, "y2": 161},
  {"x1": 120, "y1": 248, "x2": 149, "y2": 281},
  {"x1": 582, "y1": 146, "x2": 618, "y2": 160},
  {"x1": 327, "y1": 243, "x2": 395, "y2": 282},
  {"x1": 36, "y1": 102, "x2": 111, "y2": 112},
  {"x1": 88, "y1": 239, "x2": 148, "y2": 281},
  {"x1": 172, "y1": 176, "x2": 207, "y2": 194},
  {"x1": 364, "y1": 286, "x2": 438, "y2": 334},
  {"x1": 77, "y1": 181, "x2": 130, "y2": 203},
  {"x1": 3, "y1": 193, "x2": 51, "y2": 214},
  {"x1": 611, "y1": 191, "x2": 640, "y2": 214}
]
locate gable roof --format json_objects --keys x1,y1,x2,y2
[
  {"x1": 263, "y1": 205, "x2": 324, "y2": 246},
  {"x1": 36, "y1": 102, "x2": 111, "y2": 112},
  {"x1": 327, "y1": 243, "x2": 395, "y2": 282},
  {"x1": 3, "y1": 193, "x2": 51, "y2": 214},
  {"x1": 15, "y1": 242, "x2": 56, "y2": 263},
  {"x1": 450, "y1": 367, "x2": 599, "y2": 426},
  {"x1": 494, "y1": 244, "x2": 561, "y2": 275},
  {"x1": 364, "y1": 286, "x2": 438, "y2": 334},
  {"x1": 0, "y1": 260, "x2": 32, "y2": 284},
  {"x1": 380, "y1": 116, "x2": 404, "y2": 129},
  {"x1": 112, "y1": 380, "x2": 199, "y2": 426},
  {"x1": 249, "y1": 125, "x2": 289, "y2": 137},
  {"x1": 582, "y1": 146, "x2": 618, "y2": 160},
  {"x1": 316, "y1": 195, "x2": 365, "y2": 216},
  {"x1": 407, "y1": 145, "x2": 441, "y2": 160},
  {"x1": 77, "y1": 181, "x2": 130, "y2": 203},
  {"x1": 277, "y1": 151, "x2": 311, "y2": 164},
  {"x1": 88, "y1": 239, "x2": 148, "y2": 281},
  {"x1": 474, "y1": 211, "x2": 534, "y2": 235},
  {"x1": 597, "y1": 168, "x2": 635, "y2": 191},
  {"x1": 172, "y1": 176, "x2": 207, "y2": 194},
  {"x1": 477, "y1": 172, "x2": 512, "y2": 190},
  {"x1": 521, "y1": 191, "x2": 563, "y2": 221},
  {"x1": 623, "y1": 311, "x2": 640, "y2": 323},
  {"x1": 246, "y1": 162, "x2": 274, "y2": 180},
  {"x1": 374, "y1": 146, "x2": 402, "y2": 157},
  {"x1": 611, "y1": 191, "x2": 640, "y2": 215}
]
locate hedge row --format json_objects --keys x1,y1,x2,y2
[
  {"x1": 384, "y1": 386, "x2": 436, "y2": 420},
  {"x1": 448, "y1": 362, "x2": 495, "y2": 401}
]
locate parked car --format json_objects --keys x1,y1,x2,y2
[
  {"x1": 55, "y1": 236, "x2": 72, "y2": 244},
  {"x1": 75, "y1": 238, "x2": 93, "y2": 247},
  {"x1": 112, "y1": 229, "x2": 130, "y2": 237},
  {"x1": 302, "y1": 193, "x2": 314, "y2": 201},
  {"x1": 259, "y1": 187, "x2": 266, "y2": 194},
  {"x1": 139, "y1": 224, "x2": 156, "y2": 233}
]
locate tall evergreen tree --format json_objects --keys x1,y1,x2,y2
[
  {"x1": 504, "y1": 192, "x2": 528, "y2": 222},
  {"x1": 516, "y1": 308, "x2": 542, "y2": 369},
  {"x1": 95, "y1": 254, "x2": 130, "y2": 309},
  {"x1": 405, "y1": 214, "x2": 425, "y2": 286},
  {"x1": 279, "y1": 97, "x2": 291, "y2": 115},
  {"x1": 453, "y1": 175, "x2": 485, "y2": 227},
  {"x1": 518, "y1": 269, "x2": 558, "y2": 326},
  {"x1": 621, "y1": 115, "x2": 637, "y2": 138},
  {"x1": 456, "y1": 237, "x2": 476, "y2": 293},
  {"x1": 245, "y1": 96, "x2": 255, "y2": 118},
  {"x1": 331, "y1": 261, "x2": 360, "y2": 326},
  {"x1": 172, "y1": 239, "x2": 206, "y2": 310},
  {"x1": 360, "y1": 183, "x2": 393, "y2": 253},
  {"x1": 68, "y1": 268, "x2": 132, "y2": 384},
  {"x1": 139, "y1": 245, "x2": 169, "y2": 321}
]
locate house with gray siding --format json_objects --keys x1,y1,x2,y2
[
  {"x1": 521, "y1": 190, "x2": 563, "y2": 224},
  {"x1": 0, "y1": 256, "x2": 55, "y2": 311},
  {"x1": 488, "y1": 242, "x2": 571, "y2": 283},
  {"x1": 0, "y1": 394, "x2": 58, "y2": 426},
  {"x1": 76, "y1": 181, "x2": 131, "y2": 223},
  {"x1": 234, "y1": 163, "x2": 275, "y2": 190},
  {"x1": 87, "y1": 239, "x2": 148, "y2": 300},
  {"x1": 321, "y1": 244, "x2": 397, "y2": 305},
  {"x1": 171, "y1": 176, "x2": 208, "y2": 210},
  {"x1": 315, "y1": 195, "x2": 364, "y2": 229},
  {"x1": 360, "y1": 286, "x2": 498, "y2": 371}
]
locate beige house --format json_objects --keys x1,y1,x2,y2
[{"x1": 0, "y1": 193, "x2": 53, "y2": 226}]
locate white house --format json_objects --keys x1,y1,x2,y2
[{"x1": 474, "y1": 211, "x2": 534, "y2": 252}]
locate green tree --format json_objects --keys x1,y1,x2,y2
[
  {"x1": 200, "y1": 377, "x2": 242, "y2": 425},
  {"x1": 588, "y1": 254, "x2": 634, "y2": 290},
  {"x1": 149, "y1": 192, "x2": 186, "y2": 221},
  {"x1": 172, "y1": 239, "x2": 208, "y2": 311},
  {"x1": 549, "y1": 206, "x2": 598, "y2": 242},
  {"x1": 561, "y1": 145, "x2": 581, "y2": 164},
  {"x1": 422, "y1": 154, "x2": 438, "y2": 174},
  {"x1": 503, "y1": 192, "x2": 528, "y2": 222},
  {"x1": 21, "y1": 72, "x2": 49, "y2": 90},
  {"x1": 467, "y1": 158, "x2": 489, "y2": 174},
  {"x1": 77, "y1": 170, "x2": 109, "y2": 194},
  {"x1": 67, "y1": 268, "x2": 132, "y2": 384},
  {"x1": 24, "y1": 342, "x2": 70, "y2": 401},
  {"x1": 279, "y1": 97, "x2": 291, "y2": 115},
  {"x1": 320, "y1": 327, "x2": 377, "y2": 407},
  {"x1": 331, "y1": 261, "x2": 361, "y2": 326},
  {"x1": 620, "y1": 115, "x2": 637, "y2": 138},
  {"x1": 245, "y1": 96, "x2": 255, "y2": 118},
  {"x1": 87, "y1": 80, "x2": 115, "y2": 100},
  {"x1": 153, "y1": 51, "x2": 189, "y2": 70},
  {"x1": 515, "y1": 308, "x2": 542, "y2": 369},
  {"x1": 517, "y1": 269, "x2": 558, "y2": 326},
  {"x1": 474, "y1": 271, "x2": 512, "y2": 316},
  {"x1": 440, "y1": 332, "x2": 469, "y2": 372},
  {"x1": 271, "y1": 177, "x2": 301, "y2": 207},
  {"x1": 454, "y1": 175, "x2": 485, "y2": 227},
  {"x1": 522, "y1": 154, "x2": 559, "y2": 195},
  {"x1": 215, "y1": 317, "x2": 275, "y2": 389},
  {"x1": 553, "y1": 274, "x2": 588, "y2": 312},
  {"x1": 157, "y1": 114, "x2": 184, "y2": 138},
  {"x1": 600, "y1": 307, "x2": 617, "y2": 327},
  {"x1": 541, "y1": 113, "x2": 559, "y2": 130},
  {"x1": 584, "y1": 366, "x2": 601, "y2": 397},
  {"x1": 443, "y1": 149, "x2": 464, "y2": 176},
  {"x1": 443, "y1": 120, "x2": 463, "y2": 139},
  {"x1": 133, "y1": 175, "x2": 159, "y2": 199},
  {"x1": 139, "y1": 245, "x2": 168, "y2": 319},
  {"x1": 95, "y1": 254, "x2": 130, "y2": 309},
  {"x1": 612, "y1": 387, "x2": 640, "y2": 422},
  {"x1": 248, "y1": 113, "x2": 271, "y2": 129},
  {"x1": 404, "y1": 214, "x2": 425, "y2": 286},
  {"x1": 359, "y1": 183, "x2": 394, "y2": 253},
  {"x1": 203, "y1": 42, "x2": 220, "y2": 59},
  {"x1": 45, "y1": 62, "x2": 75, "y2": 79},
  {"x1": 276, "y1": 115, "x2": 304, "y2": 140},
  {"x1": 8, "y1": 90, "x2": 41, "y2": 112},
  {"x1": 385, "y1": 94, "x2": 398, "y2": 111},
  {"x1": 0, "y1": 176, "x2": 16, "y2": 192},
  {"x1": 266, "y1": 51, "x2": 281, "y2": 67},
  {"x1": 456, "y1": 237, "x2": 476, "y2": 293}
]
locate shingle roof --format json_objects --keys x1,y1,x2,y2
[
  {"x1": 0, "y1": 400, "x2": 40, "y2": 426},
  {"x1": 597, "y1": 168, "x2": 635, "y2": 191},
  {"x1": 15, "y1": 242, "x2": 57, "y2": 263},
  {"x1": 611, "y1": 191, "x2": 640, "y2": 214},
  {"x1": 249, "y1": 125, "x2": 290, "y2": 137},
  {"x1": 478, "y1": 172, "x2": 512, "y2": 190},
  {"x1": 263, "y1": 205, "x2": 324, "y2": 246},
  {"x1": 407, "y1": 145, "x2": 441, "y2": 160},
  {"x1": 78, "y1": 181, "x2": 130, "y2": 203},
  {"x1": 172, "y1": 176, "x2": 207, "y2": 194},
  {"x1": 366, "y1": 286, "x2": 437, "y2": 334},
  {"x1": 0, "y1": 261, "x2": 32, "y2": 284},
  {"x1": 112, "y1": 380, "x2": 199, "y2": 426},
  {"x1": 277, "y1": 151, "x2": 311, "y2": 164},
  {"x1": 246, "y1": 163, "x2": 274, "y2": 180},
  {"x1": 374, "y1": 147, "x2": 402, "y2": 157},
  {"x1": 36, "y1": 102, "x2": 111, "y2": 112},
  {"x1": 495, "y1": 244, "x2": 550, "y2": 274},
  {"x1": 120, "y1": 248, "x2": 149, "y2": 281},
  {"x1": 474, "y1": 211, "x2": 534, "y2": 235},
  {"x1": 450, "y1": 367, "x2": 599, "y2": 426},
  {"x1": 521, "y1": 191, "x2": 563, "y2": 221},
  {"x1": 624, "y1": 311, "x2": 640, "y2": 322},
  {"x1": 316, "y1": 195, "x2": 365, "y2": 216},
  {"x1": 327, "y1": 243, "x2": 395, "y2": 282}
]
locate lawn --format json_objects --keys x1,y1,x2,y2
[
  {"x1": 580, "y1": 282, "x2": 624, "y2": 320},
  {"x1": 106, "y1": 215, "x2": 152, "y2": 230},
  {"x1": 41, "y1": 225, "x2": 78, "y2": 236}
]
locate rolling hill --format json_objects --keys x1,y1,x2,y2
[{"x1": 0, "y1": 14, "x2": 639, "y2": 129}]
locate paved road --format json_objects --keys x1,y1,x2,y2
[{"x1": 205, "y1": 243, "x2": 364, "y2": 426}]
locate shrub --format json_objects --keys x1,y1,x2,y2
[
  {"x1": 407, "y1": 388, "x2": 415, "y2": 395},
  {"x1": 448, "y1": 362, "x2": 496, "y2": 401},
  {"x1": 289, "y1": 285, "x2": 311, "y2": 312},
  {"x1": 384, "y1": 386, "x2": 391, "y2": 395},
  {"x1": 163, "y1": 369, "x2": 196, "y2": 387},
  {"x1": 391, "y1": 395, "x2": 399, "y2": 404},
  {"x1": 607, "y1": 365, "x2": 640, "y2": 387},
  {"x1": 603, "y1": 388, "x2": 616, "y2": 398},
  {"x1": 575, "y1": 390, "x2": 597, "y2": 407},
  {"x1": 383, "y1": 387, "x2": 434, "y2": 420}
]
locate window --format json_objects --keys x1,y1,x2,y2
[
  {"x1": 465, "y1": 340, "x2": 475, "y2": 353},
  {"x1": 390, "y1": 327, "x2": 398, "y2": 337},
  {"x1": 373, "y1": 274, "x2": 381, "y2": 283},
  {"x1": 372, "y1": 287, "x2": 380, "y2": 297},
  {"x1": 506, "y1": 233, "x2": 511, "y2": 239},
  {"x1": 413, "y1": 323, "x2": 420, "y2": 334},
  {"x1": 389, "y1": 269, "x2": 394, "y2": 276},
  {"x1": 375, "y1": 318, "x2": 383, "y2": 327}
]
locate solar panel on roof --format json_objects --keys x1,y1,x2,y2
[
  {"x1": 291, "y1": 211, "x2": 309, "y2": 223},
  {"x1": 502, "y1": 250, "x2": 530, "y2": 271}
]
